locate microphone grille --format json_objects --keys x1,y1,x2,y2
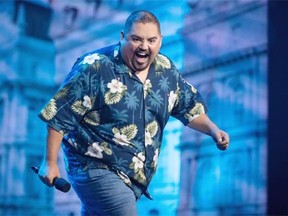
[{"x1": 54, "y1": 178, "x2": 71, "y2": 193}]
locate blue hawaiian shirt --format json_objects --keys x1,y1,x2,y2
[{"x1": 38, "y1": 43, "x2": 207, "y2": 199}]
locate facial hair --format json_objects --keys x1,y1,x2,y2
[{"x1": 131, "y1": 48, "x2": 151, "y2": 72}]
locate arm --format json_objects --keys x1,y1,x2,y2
[
  {"x1": 38, "y1": 126, "x2": 63, "y2": 186},
  {"x1": 188, "y1": 113, "x2": 230, "y2": 150}
]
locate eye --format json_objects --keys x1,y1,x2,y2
[
  {"x1": 148, "y1": 38, "x2": 156, "y2": 44},
  {"x1": 132, "y1": 37, "x2": 141, "y2": 42}
]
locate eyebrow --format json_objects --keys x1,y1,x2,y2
[{"x1": 130, "y1": 34, "x2": 158, "y2": 40}]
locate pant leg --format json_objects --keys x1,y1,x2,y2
[{"x1": 68, "y1": 168, "x2": 138, "y2": 216}]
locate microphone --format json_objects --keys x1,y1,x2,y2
[{"x1": 31, "y1": 166, "x2": 71, "y2": 193}]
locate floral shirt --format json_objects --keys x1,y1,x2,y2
[{"x1": 38, "y1": 43, "x2": 207, "y2": 199}]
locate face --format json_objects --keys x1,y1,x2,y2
[{"x1": 120, "y1": 22, "x2": 162, "y2": 73}]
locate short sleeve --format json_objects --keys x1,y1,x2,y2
[
  {"x1": 38, "y1": 62, "x2": 95, "y2": 134},
  {"x1": 171, "y1": 73, "x2": 207, "y2": 126}
]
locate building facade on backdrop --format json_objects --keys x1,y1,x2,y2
[
  {"x1": 0, "y1": 0, "x2": 267, "y2": 215},
  {"x1": 177, "y1": 0, "x2": 267, "y2": 215}
]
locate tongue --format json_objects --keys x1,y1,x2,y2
[{"x1": 136, "y1": 55, "x2": 147, "y2": 64}]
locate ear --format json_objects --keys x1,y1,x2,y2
[
  {"x1": 120, "y1": 31, "x2": 125, "y2": 40},
  {"x1": 159, "y1": 34, "x2": 163, "y2": 47}
]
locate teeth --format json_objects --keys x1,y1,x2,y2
[{"x1": 137, "y1": 53, "x2": 147, "y2": 57}]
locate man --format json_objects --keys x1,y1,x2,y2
[{"x1": 38, "y1": 10, "x2": 230, "y2": 216}]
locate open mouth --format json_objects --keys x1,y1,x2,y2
[{"x1": 135, "y1": 52, "x2": 149, "y2": 63}]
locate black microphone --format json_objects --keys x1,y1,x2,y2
[{"x1": 31, "y1": 166, "x2": 71, "y2": 193}]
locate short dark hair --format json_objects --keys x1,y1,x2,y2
[{"x1": 123, "y1": 10, "x2": 161, "y2": 35}]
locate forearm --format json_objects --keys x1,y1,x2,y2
[
  {"x1": 188, "y1": 113, "x2": 230, "y2": 150},
  {"x1": 38, "y1": 126, "x2": 63, "y2": 186},
  {"x1": 187, "y1": 113, "x2": 218, "y2": 136},
  {"x1": 44, "y1": 126, "x2": 63, "y2": 165}
]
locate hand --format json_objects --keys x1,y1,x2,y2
[
  {"x1": 38, "y1": 161, "x2": 60, "y2": 187},
  {"x1": 212, "y1": 129, "x2": 230, "y2": 151}
]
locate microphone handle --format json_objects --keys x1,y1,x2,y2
[{"x1": 31, "y1": 166, "x2": 71, "y2": 193}]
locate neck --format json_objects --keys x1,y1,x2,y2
[{"x1": 135, "y1": 68, "x2": 149, "y2": 84}]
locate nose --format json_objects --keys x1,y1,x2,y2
[{"x1": 139, "y1": 41, "x2": 148, "y2": 50}]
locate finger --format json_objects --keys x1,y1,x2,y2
[
  {"x1": 219, "y1": 140, "x2": 229, "y2": 146},
  {"x1": 217, "y1": 138, "x2": 227, "y2": 145},
  {"x1": 217, "y1": 142, "x2": 229, "y2": 150},
  {"x1": 218, "y1": 135, "x2": 230, "y2": 144},
  {"x1": 218, "y1": 142, "x2": 228, "y2": 147},
  {"x1": 39, "y1": 175, "x2": 54, "y2": 187},
  {"x1": 223, "y1": 134, "x2": 230, "y2": 143}
]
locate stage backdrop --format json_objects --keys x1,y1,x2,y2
[{"x1": 0, "y1": 0, "x2": 267, "y2": 215}]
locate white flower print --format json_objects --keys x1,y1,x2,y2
[
  {"x1": 82, "y1": 53, "x2": 100, "y2": 65},
  {"x1": 107, "y1": 79, "x2": 125, "y2": 94},
  {"x1": 143, "y1": 79, "x2": 152, "y2": 91},
  {"x1": 85, "y1": 142, "x2": 103, "y2": 158},
  {"x1": 153, "y1": 148, "x2": 159, "y2": 167},
  {"x1": 112, "y1": 125, "x2": 137, "y2": 146},
  {"x1": 185, "y1": 103, "x2": 205, "y2": 122},
  {"x1": 145, "y1": 131, "x2": 153, "y2": 146},
  {"x1": 168, "y1": 91, "x2": 177, "y2": 112},
  {"x1": 113, "y1": 47, "x2": 119, "y2": 58},
  {"x1": 82, "y1": 95, "x2": 92, "y2": 109},
  {"x1": 143, "y1": 79, "x2": 152, "y2": 98},
  {"x1": 132, "y1": 152, "x2": 145, "y2": 170},
  {"x1": 113, "y1": 132, "x2": 130, "y2": 146},
  {"x1": 105, "y1": 79, "x2": 127, "y2": 105},
  {"x1": 145, "y1": 121, "x2": 158, "y2": 147}
]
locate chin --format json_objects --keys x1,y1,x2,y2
[
  {"x1": 136, "y1": 66, "x2": 149, "y2": 72},
  {"x1": 132, "y1": 63, "x2": 148, "y2": 71}
]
